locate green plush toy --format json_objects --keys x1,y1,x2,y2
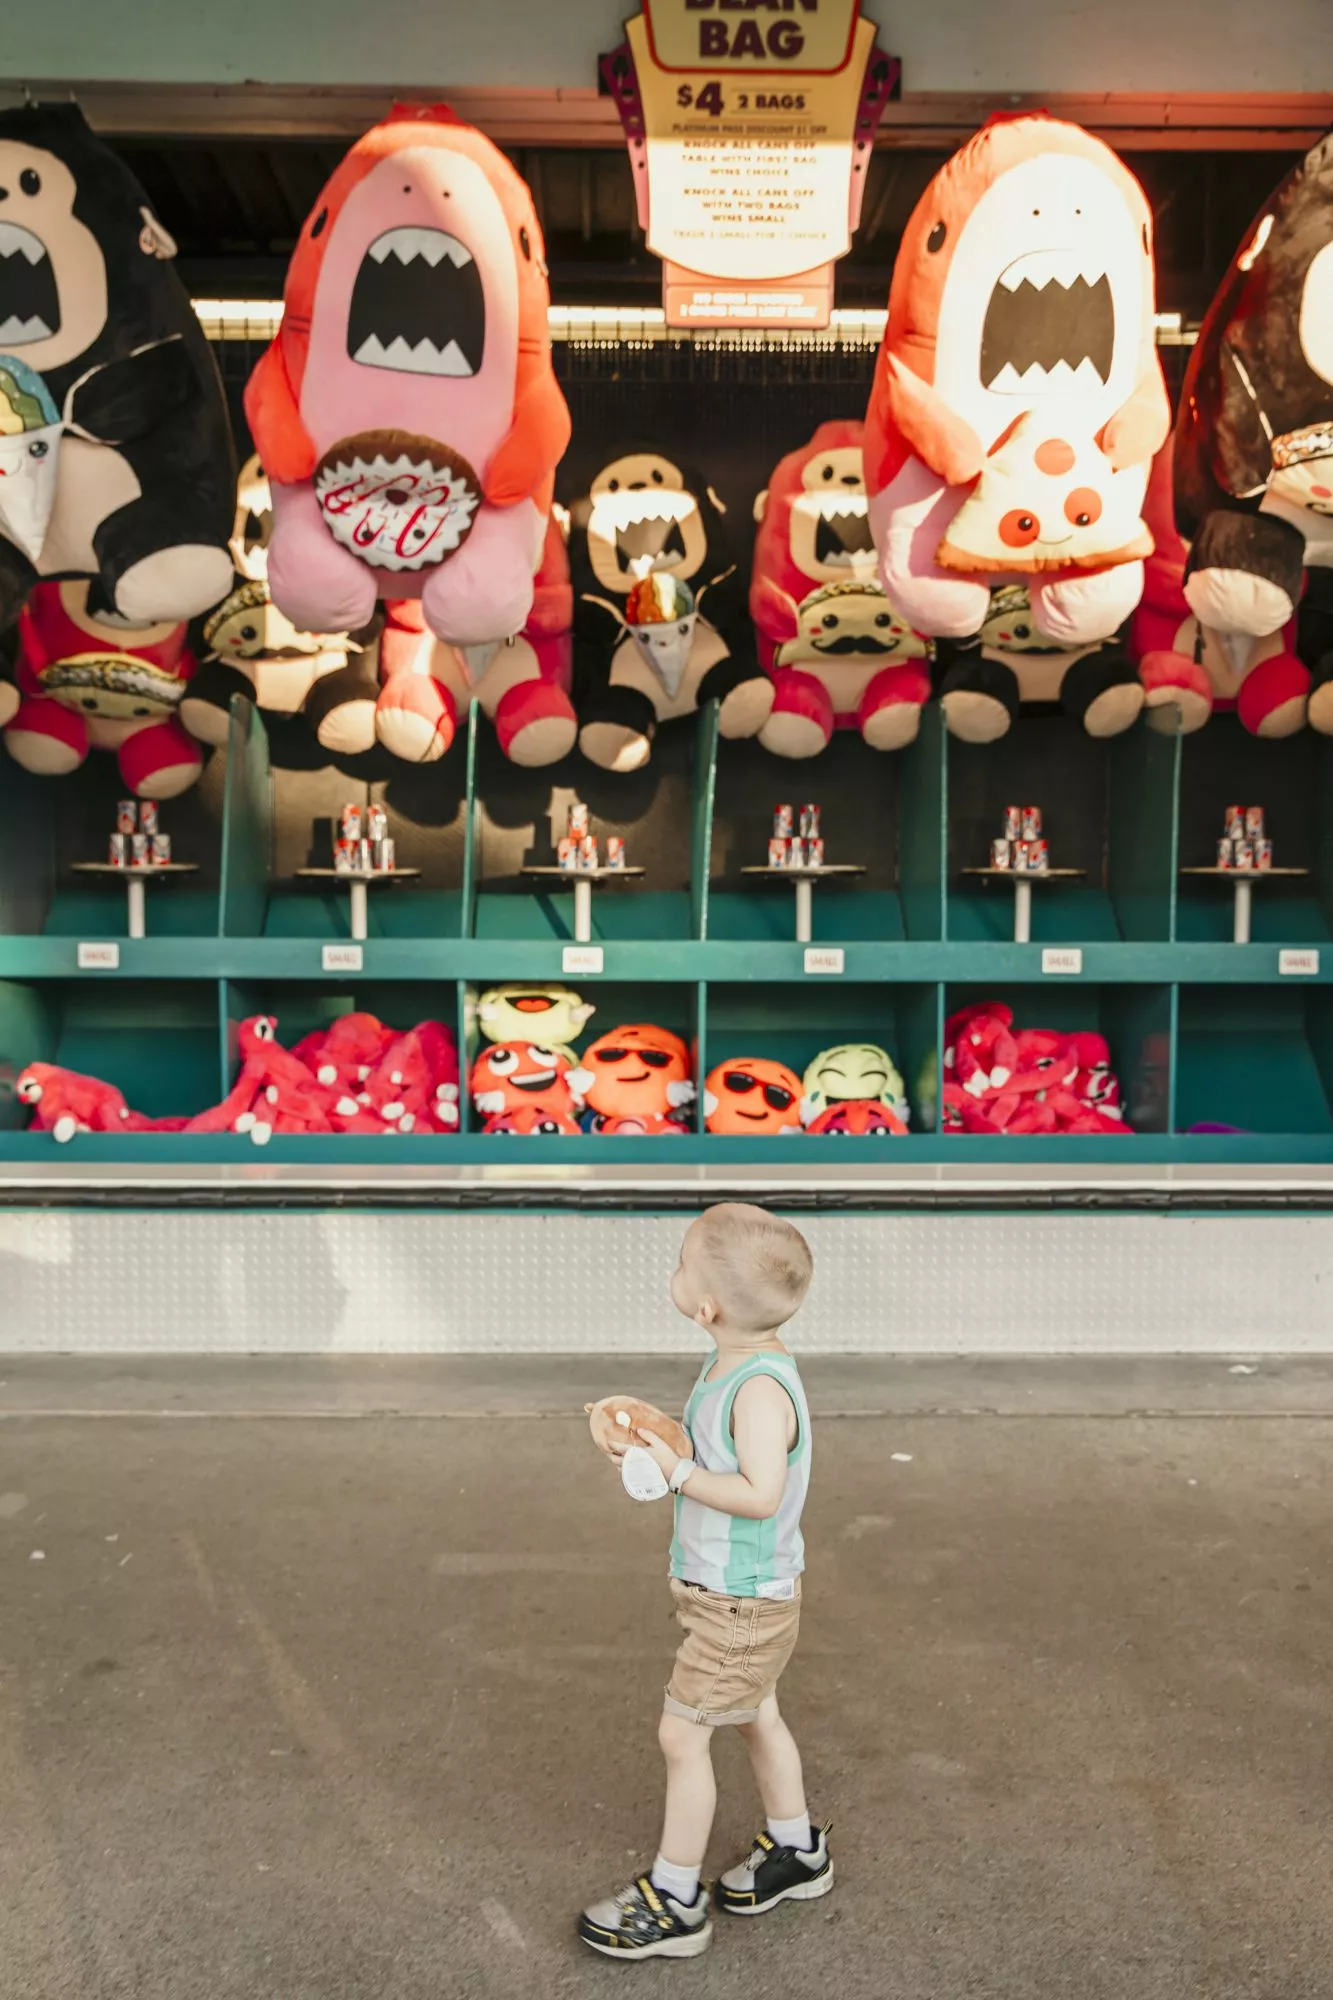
[
  {"x1": 800, "y1": 1043, "x2": 909, "y2": 1129},
  {"x1": 475, "y1": 984, "x2": 596, "y2": 1060}
]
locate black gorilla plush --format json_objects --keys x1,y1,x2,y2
[
  {"x1": 1174, "y1": 128, "x2": 1333, "y2": 678},
  {"x1": 562, "y1": 442, "x2": 772, "y2": 771},
  {"x1": 0, "y1": 102, "x2": 235, "y2": 630}
]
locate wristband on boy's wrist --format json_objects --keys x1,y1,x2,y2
[{"x1": 669, "y1": 1457, "x2": 696, "y2": 1493}]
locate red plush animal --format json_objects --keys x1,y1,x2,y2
[
  {"x1": 750, "y1": 420, "x2": 932, "y2": 757},
  {"x1": 17, "y1": 1062, "x2": 131, "y2": 1142},
  {"x1": 483, "y1": 1105, "x2": 582, "y2": 1135},
  {"x1": 4, "y1": 580, "x2": 202, "y2": 797},
  {"x1": 362, "y1": 1020, "x2": 461, "y2": 1131},
  {"x1": 245, "y1": 104, "x2": 571, "y2": 653}
]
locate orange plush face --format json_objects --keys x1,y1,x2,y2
[
  {"x1": 469, "y1": 1041, "x2": 579, "y2": 1120},
  {"x1": 574, "y1": 1023, "x2": 692, "y2": 1119},
  {"x1": 703, "y1": 1057, "x2": 802, "y2": 1135},
  {"x1": 806, "y1": 1100, "x2": 908, "y2": 1135}
]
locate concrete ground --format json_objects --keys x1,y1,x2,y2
[{"x1": 2, "y1": 1355, "x2": 1332, "y2": 2000}]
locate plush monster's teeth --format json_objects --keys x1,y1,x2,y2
[
  {"x1": 0, "y1": 313, "x2": 51, "y2": 344},
  {"x1": 366, "y1": 226, "x2": 473, "y2": 269},
  {"x1": 351, "y1": 332, "x2": 475, "y2": 377},
  {"x1": 0, "y1": 222, "x2": 47, "y2": 263}
]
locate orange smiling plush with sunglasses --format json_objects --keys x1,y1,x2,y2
[
  {"x1": 702, "y1": 1056, "x2": 803, "y2": 1134},
  {"x1": 569, "y1": 1024, "x2": 695, "y2": 1128}
]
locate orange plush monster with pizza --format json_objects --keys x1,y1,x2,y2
[
  {"x1": 245, "y1": 104, "x2": 570, "y2": 653},
  {"x1": 864, "y1": 114, "x2": 1170, "y2": 738}
]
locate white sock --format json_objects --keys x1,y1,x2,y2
[
  {"x1": 650, "y1": 1855, "x2": 701, "y2": 1905},
  {"x1": 768, "y1": 1813, "x2": 812, "y2": 1852}
]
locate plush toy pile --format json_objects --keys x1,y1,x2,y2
[
  {"x1": 468, "y1": 984, "x2": 697, "y2": 1134},
  {"x1": 18, "y1": 1013, "x2": 460, "y2": 1144},
  {"x1": 942, "y1": 1001, "x2": 1130, "y2": 1135},
  {"x1": 702, "y1": 1042, "x2": 911, "y2": 1134}
]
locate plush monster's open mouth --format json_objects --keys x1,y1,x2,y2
[
  {"x1": 347, "y1": 227, "x2": 485, "y2": 376},
  {"x1": 981, "y1": 251, "x2": 1114, "y2": 392},
  {"x1": 0, "y1": 222, "x2": 60, "y2": 345},
  {"x1": 814, "y1": 508, "x2": 874, "y2": 567},
  {"x1": 511, "y1": 1070, "x2": 558, "y2": 1092},
  {"x1": 617, "y1": 514, "x2": 688, "y2": 572}
]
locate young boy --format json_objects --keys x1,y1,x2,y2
[{"x1": 579, "y1": 1201, "x2": 831, "y2": 1961}]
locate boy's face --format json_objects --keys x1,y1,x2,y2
[{"x1": 670, "y1": 1222, "x2": 716, "y2": 1329}]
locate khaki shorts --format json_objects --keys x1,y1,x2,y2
[{"x1": 663, "y1": 1577, "x2": 802, "y2": 1727}]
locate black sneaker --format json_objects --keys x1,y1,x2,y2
[
  {"x1": 715, "y1": 1822, "x2": 834, "y2": 1916},
  {"x1": 578, "y1": 1874, "x2": 713, "y2": 1960}
]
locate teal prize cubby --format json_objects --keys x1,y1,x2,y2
[{"x1": 3, "y1": 691, "x2": 1333, "y2": 1165}]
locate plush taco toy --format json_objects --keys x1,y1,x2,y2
[
  {"x1": 0, "y1": 101, "x2": 235, "y2": 631},
  {"x1": 245, "y1": 104, "x2": 570, "y2": 653},
  {"x1": 751, "y1": 420, "x2": 932, "y2": 757},
  {"x1": 864, "y1": 114, "x2": 1169, "y2": 679},
  {"x1": 4, "y1": 578, "x2": 202, "y2": 795},
  {"x1": 1172, "y1": 129, "x2": 1333, "y2": 736},
  {"x1": 565, "y1": 442, "x2": 772, "y2": 771}
]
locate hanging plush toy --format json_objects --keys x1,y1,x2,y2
[
  {"x1": 799, "y1": 1043, "x2": 909, "y2": 1128},
  {"x1": 751, "y1": 421, "x2": 932, "y2": 756},
  {"x1": 244, "y1": 104, "x2": 570, "y2": 655},
  {"x1": 864, "y1": 114, "x2": 1169, "y2": 687},
  {"x1": 566, "y1": 444, "x2": 772, "y2": 771},
  {"x1": 702, "y1": 1056, "x2": 802, "y2": 1134},
  {"x1": 4, "y1": 578, "x2": 202, "y2": 795},
  {"x1": 1129, "y1": 437, "x2": 1301, "y2": 735},
  {"x1": 0, "y1": 102, "x2": 235, "y2": 631},
  {"x1": 180, "y1": 453, "x2": 379, "y2": 754},
  {"x1": 1172, "y1": 130, "x2": 1333, "y2": 736},
  {"x1": 369, "y1": 505, "x2": 576, "y2": 764},
  {"x1": 475, "y1": 983, "x2": 595, "y2": 1056},
  {"x1": 939, "y1": 583, "x2": 1143, "y2": 743},
  {"x1": 568, "y1": 1023, "x2": 695, "y2": 1127}
]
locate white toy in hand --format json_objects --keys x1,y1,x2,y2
[{"x1": 620, "y1": 1443, "x2": 671, "y2": 1503}]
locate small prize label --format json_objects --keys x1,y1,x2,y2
[
  {"x1": 1041, "y1": 947, "x2": 1083, "y2": 976},
  {"x1": 803, "y1": 947, "x2": 844, "y2": 975},
  {"x1": 77, "y1": 942, "x2": 120, "y2": 970},
  {"x1": 322, "y1": 944, "x2": 364, "y2": 973},
  {"x1": 563, "y1": 945, "x2": 605, "y2": 975},
  {"x1": 1279, "y1": 948, "x2": 1320, "y2": 976}
]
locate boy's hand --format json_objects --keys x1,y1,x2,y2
[{"x1": 634, "y1": 1427, "x2": 683, "y2": 1480}]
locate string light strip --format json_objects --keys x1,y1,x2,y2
[{"x1": 192, "y1": 298, "x2": 1196, "y2": 347}]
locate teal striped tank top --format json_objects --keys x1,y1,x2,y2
[{"x1": 668, "y1": 1350, "x2": 811, "y2": 1599}]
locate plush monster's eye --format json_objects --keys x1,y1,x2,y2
[
  {"x1": 310, "y1": 207, "x2": 328, "y2": 239},
  {"x1": 822, "y1": 614, "x2": 839, "y2": 629},
  {"x1": 488, "y1": 1049, "x2": 519, "y2": 1075},
  {"x1": 240, "y1": 624, "x2": 257, "y2": 641},
  {"x1": 1000, "y1": 510, "x2": 1041, "y2": 549},
  {"x1": 927, "y1": 222, "x2": 946, "y2": 253},
  {"x1": 519, "y1": 226, "x2": 532, "y2": 260},
  {"x1": 651, "y1": 468, "x2": 664, "y2": 483},
  {"x1": 1064, "y1": 488, "x2": 1102, "y2": 529},
  {"x1": 875, "y1": 613, "x2": 891, "y2": 628},
  {"x1": 821, "y1": 464, "x2": 834, "y2": 481},
  {"x1": 608, "y1": 478, "x2": 620, "y2": 492},
  {"x1": 19, "y1": 168, "x2": 41, "y2": 196}
]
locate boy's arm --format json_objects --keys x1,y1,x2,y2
[{"x1": 634, "y1": 1374, "x2": 792, "y2": 1521}]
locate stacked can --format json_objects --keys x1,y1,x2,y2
[
  {"x1": 568, "y1": 801, "x2": 590, "y2": 839},
  {"x1": 577, "y1": 835, "x2": 600, "y2": 872},
  {"x1": 1218, "y1": 805, "x2": 1269, "y2": 872},
  {"x1": 150, "y1": 834, "x2": 172, "y2": 866},
  {"x1": 557, "y1": 837, "x2": 577, "y2": 872},
  {"x1": 799, "y1": 802, "x2": 820, "y2": 839},
  {"x1": 606, "y1": 836, "x2": 626, "y2": 871},
  {"x1": 994, "y1": 805, "x2": 1048, "y2": 872}
]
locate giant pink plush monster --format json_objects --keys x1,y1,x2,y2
[
  {"x1": 244, "y1": 104, "x2": 571, "y2": 652},
  {"x1": 864, "y1": 114, "x2": 1170, "y2": 660}
]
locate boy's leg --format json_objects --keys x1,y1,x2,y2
[
  {"x1": 738, "y1": 1692, "x2": 808, "y2": 1832},
  {"x1": 656, "y1": 1710, "x2": 717, "y2": 1889}
]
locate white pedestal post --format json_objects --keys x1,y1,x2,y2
[
  {"x1": 1233, "y1": 877, "x2": 1253, "y2": 945},
  {"x1": 1013, "y1": 876, "x2": 1032, "y2": 945},
  {"x1": 127, "y1": 876, "x2": 147, "y2": 940},
  {"x1": 794, "y1": 877, "x2": 814, "y2": 944},
  {"x1": 573, "y1": 876, "x2": 593, "y2": 944},
  {"x1": 349, "y1": 879, "x2": 369, "y2": 942}
]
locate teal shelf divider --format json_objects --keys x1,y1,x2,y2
[
  {"x1": 0, "y1": 763, "x2": 55, "y2": 937},
  {"x1": 1110, "y1": 717, "x2": 1180, "y2": 942},
  {"x1": 460, "y1": 700, "x2": 481, "y2": 940},
  {"x1": 219, "y1": 696, "x2": 272, "y2": 940},
  {"x1": 691, "y1": 701, "x2": 720, "y2": 941}
]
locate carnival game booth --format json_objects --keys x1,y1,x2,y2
[{"x1": 2, "y1": 89, "x2": 1333, "y2": 1261}]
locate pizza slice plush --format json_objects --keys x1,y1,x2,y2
[{"x1": 937, "y1": 413, "x2": 1153, "y2": 576}]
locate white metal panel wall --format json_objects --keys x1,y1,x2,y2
[{"x1": 0, "y1": 1211, "x2": 1328, "y2": 1354}]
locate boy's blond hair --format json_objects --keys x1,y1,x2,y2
[{"x1": 693, "y1": 1202, "x2": 813, "y2": 1333}]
